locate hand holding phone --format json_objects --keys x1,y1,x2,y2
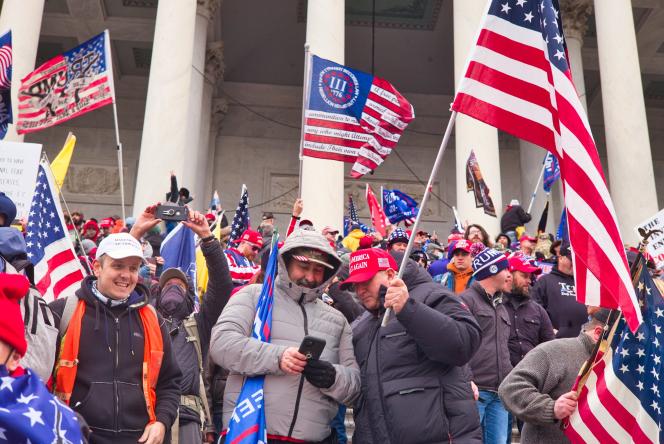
[{"x1": 298, "y1": 335, "x2": 326, "y2": 361}]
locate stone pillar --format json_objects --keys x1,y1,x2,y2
[
  {"x1": 301, "y1": 0, "x2": 345, "y2": 230},
  {"x1": 561, "y1": 0, "x2": 592, "y2": 112},
  {"x1": 453, "y1": 0, "x2": 502, "y2": 235},
  {"x1": 594, "y1": 0, "x2": 658, "y2": 244},
  {"x1": 205, "y1": 97, "x2": 228, "y2": 205},
  {"x1": 0, "y1": 0, "x2": 45, "y2": 141}
]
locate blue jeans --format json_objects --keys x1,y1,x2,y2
[
  {"x1": 477, "y1": 390, "x2": 510, "y2": 444},
  {"x1": 330, "y1": 404, "x2": 347, "y2": 444}
]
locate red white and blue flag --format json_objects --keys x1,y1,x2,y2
[
  {"x1": 229, "y1": 184, "x2": 250, "y2": 244},
  {"x1": 542, "y1": 151, "x2": 560, "y2": 192},
  {"x1": 224, "y1": 236, "x2": 279, "y2": 444},
  {"x1": 17, "y1": 31, "x2": 115, "y2": 134},
  {"x1": 0, "y1": 30, "x2": 12, "y2": 139},
  {"x1": 451, "y1": 0, "x2": 640, "y2": 330},
  {"x1": 26, "y1": 163, "x2": 85, "y2": 302},
  {"x1": 302, "y1": 55, "x2": 415, "y2": 178}
]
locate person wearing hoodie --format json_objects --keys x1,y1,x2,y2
[
  {"x1": 342, "y1": 248, "x2": 482, "y2": 443},
  {"x1": 0, "y1": 192, "x2": 17, "y2": 227},
  {"x1": 130, "y1": 206, "x2": 234, "y2": 443},
  {"x1": 49, "y1": 233, "x2": 182, "y2": 444},
  {"x1": 437, "y1": 239, "x2": 475, "y2": 293},
  {"x1": 210, "y1": 229, "x2": 360, "y2": 443}
]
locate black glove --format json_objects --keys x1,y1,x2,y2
[{"x1": 302, "y1": 359, "x2": 336, "y2": 389}]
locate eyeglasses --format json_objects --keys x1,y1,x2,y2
[{"x1": 251, "y1": 246, "x2": 260, "y2": 252}]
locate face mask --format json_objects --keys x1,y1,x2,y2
[{"x1": 158, "y1": 284, "x2": 191, "y2": 319}]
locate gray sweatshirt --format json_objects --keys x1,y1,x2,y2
[{"x1": 498, "y1": 332, "x2": 595, "y2": 444}]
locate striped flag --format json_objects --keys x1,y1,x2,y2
[
  {"x1": 302, "y1": 55, "x2": 415, "y2": 178},
  {"x1": 564, "y1": 256, "x2": 664, "y2": 443},
  {"x1": 451, "y1": 0, "x2": 640, "y2": 330},
  {"x1": 0, "y1": 30, "x2": 12, "y2": 139},
  {"x1": 229, "y1": 185, "x2": 250, "y2": 244},
  {"x1": 17, "y1": 31, "x2": 114, "y2": 134},
  {"x1": 26, "y1": 162, "x2": 85, "y2": 302}
]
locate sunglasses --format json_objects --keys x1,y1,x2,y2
[{"x1": 251, "y1": 246, "x2": 261, "y2": 252}]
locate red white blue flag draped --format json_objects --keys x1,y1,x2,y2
[
  {"x1": 224, "y1": 235, "x2": 279, "y2": 444},
  {"x1": 0, "y1": 30, "x2": 12, "y2": 139},
  {"x1": 229, "y1": 185, "x2": 250, "y2": 244},
  {"x1": 17, "y1": 31, "x2": 114, "y2": 134},
  {"x1": 451, "y1": 0, "x2": 640, "y2": 331},
  {"x1": 302, "y1": 55, "x2": 415, "y2": 178}
]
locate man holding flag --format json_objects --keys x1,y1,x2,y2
[{"x1": 210, "y1": 229, "x2": 360, "y2": 443}]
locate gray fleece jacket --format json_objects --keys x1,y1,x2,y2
[
  {"x1": 209, "y1": 229, "x2": 361, "y2": 442},
  {"x1": 498, "y1": 332, "x2": 594, "y2": 444}
]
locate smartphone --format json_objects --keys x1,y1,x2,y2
[
  {"x1": 298, "y1": 335, "x2": 326, "y2": 361},
  {"x1": 156, "y1": 204, "x2": 188, "y2": 221}
]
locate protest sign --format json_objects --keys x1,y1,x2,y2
[
  {"x1": 0, "y1": 141, "x2": 42, "y2": 220},
  {"x1": 634, "y1": 208, "x2": 664, "y2": 269}
]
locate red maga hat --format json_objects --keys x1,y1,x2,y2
[
  {"x1": 239, "y1": 229, "x2": 263, "y2": 248},
  {"x1": 340, "y1": 248, "x2": 398, "y2": 290},
  {"x1": 508, "y1": 255, "x2": 542, "y2": 275}
]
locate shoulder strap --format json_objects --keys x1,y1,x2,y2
[
  {"x1": 182, "y1": 315, "x2": 212, "y2": 427},
  {"x1": 59, "y1": 296, "x2": 80, "y2": 336}
]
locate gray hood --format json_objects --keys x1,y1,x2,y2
[{"x1": 276, "y1": 228, "x2": 341, "y2": 303}]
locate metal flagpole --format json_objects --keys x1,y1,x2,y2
[
  {"x1": 381, "y1": 111, "x2": 458, "y2": 327},
  {"x1": 298, "y1": 44, "x2": 312, "y2": 198},
  {"x1": 526, "y1": 161, "x2": 546, "y2": 214}
]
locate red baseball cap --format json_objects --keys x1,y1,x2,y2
[
  {"x1": 520, "y1": 234, "x2": 537, "y2": 243},
  {"x1": 447, "y1": 239, "x2": 472, "y2": 260},
  {"x1": 239, "y1": 229, "x2": 263, "y2": 248},
  {"x1": 508, "y1": 255, "x2": 542, "y2": 275},
  {"x1": 100, "y1": 217, "x2": 114, "y2": 229},
  {"x1": 340, "y1": 248, "x2": 398, "y2": 290}
]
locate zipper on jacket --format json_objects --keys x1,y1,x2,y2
[
  {"x1": 114, "y1": 315, "x2": 120, "y2": 433},
  {"x1": 287, "y1": 294, "x2": 309, "y2": 438},
  {"x1": 373, "y1": 318, "x2": 393, "y2": 443}
]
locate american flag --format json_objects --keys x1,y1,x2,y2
[
  {"x1": 228, "y1": 184, "x2": 250, "y2": 244},
  {"x1": 564, "y1": 257, "x2": 664, "y2": 443},
  {"x1": 0, "y1": 30, "x2": 12, "y2": 139},
  {"x1": 451, "y1": 0, "x2": 640, "y2": 330},
  {"x1": 26, "y1": 163, "x2": 85, "y2": 302},
  {"x1": 302, "y1": 55, "x2": 415, "y2": 178},
  {"x1": 17, "y1": 31, "x2": 114, "y2": 134}
]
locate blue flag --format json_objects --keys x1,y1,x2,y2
[
  {"x1": 382, "y1": 188, "x2": 419, "y2": 225},
  {"x1": 0, "y1": 366, "x2": 84, "y2": 443},
  {"x1": 0, "y1": 30, "x2": 12, "y2": 139},
  {"x1": 557, "y1": 207, "x2": 568, "y2": 241},
  {"x1": 542, "y1": 152, "x2": 560, "y2": 193},
  {"x1": 161, "y1": 223, "x2": 197, "y2": 303},
  {"x1": 225, "y1": 235, "x2": 279, "y2": 444},
  {"x1": 344, "y1": 195, "x2": 370, "y2": 236}
]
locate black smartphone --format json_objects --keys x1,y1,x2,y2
[
  {"x1": 298, "y1": 335, "x2": 326, "y2": 361},
  {"x1": 156, "y1": 205, "x2": 188, "y2": 221}
]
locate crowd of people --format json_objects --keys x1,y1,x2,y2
[{"x1": 0, "y1": 183, "x2": 662, "y2": 444}]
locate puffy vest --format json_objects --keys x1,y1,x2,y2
[{"x1": 54, "y1": 299, "x2": 164, "y2": 423}]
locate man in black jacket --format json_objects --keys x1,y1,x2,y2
[
  {"x1": 50, "y1": 233, "x2": 182, "y2": 444},
  {"x1": 500, "y1": 199, "x2": 531, "y2": 243},
  {"x1": 530, "y1": 241, "x2": 587, "y2": 338},
  {"x1": 342, "y1": 248, "x2": 482, "y2": 443}
]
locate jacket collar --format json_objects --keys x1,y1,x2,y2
[
  {"x1": 471, "y1": 281, "x2": 503, "y2": 307},
  {"x1": 78, "y1": 276, "x2": 149, "y2": 309}
]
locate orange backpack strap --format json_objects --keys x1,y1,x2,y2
[
  {"x1": 54, "y1": 299, "x2": 87, "y2": 404},
  {"x1": 138, "y1": 304, "x2": 164, "y2": 423}
]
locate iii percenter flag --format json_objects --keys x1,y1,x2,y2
[
  {"x1": 17, "y1": 31, "x2": 115, "y2": 134},
  {"x1": 302, "y1": 55, "x2": 415, "y2": 178},
  {"x1": 465, "y1": 149, "x2": 496, "y2": 217},
  {"x1": 451, "y1": 0, "x2": 640, "y2": 330}
]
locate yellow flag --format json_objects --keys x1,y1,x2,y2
[
  {"x1": 51, "y1": 132, "x2": 76, "y2": 190},
  {"x1": 196, "y1": 246, "x2": 209, "y2": 298}
]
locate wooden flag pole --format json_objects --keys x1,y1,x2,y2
[
  {"x1": 381, "y1": 111, "x2": 458, "y2": 327},
  {"x1": 297, "y1": 44, "x2": 312, "y2": 198}
]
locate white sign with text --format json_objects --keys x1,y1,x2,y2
[
  {"x1": 634, "y1": 208, "x2": 664, "y2": 270},
  {"x1": 0, "y1": 141, "x2": 42, "y2": 221}
]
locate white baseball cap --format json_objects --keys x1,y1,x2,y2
[{"x1": 96, "y1": 233, "x2": 144, "y2": 261}]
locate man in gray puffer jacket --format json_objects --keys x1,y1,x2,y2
[{"x1": 210, "y1": 229, "x2": 360, "y2": 443}]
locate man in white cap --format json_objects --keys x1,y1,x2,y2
[{"x1": 49, "y1": 233, "x2": 182, "y2": 444}]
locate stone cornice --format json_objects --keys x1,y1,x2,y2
[
  {"x1": 197, "y1": 0, "x2": 222, "y2": 21},
  {"x1": 205, "y1": 40, "x2": 225, "y2": 82},
  {"x1": 560, "y1": 0, "x2": 593, "y2": 42}
]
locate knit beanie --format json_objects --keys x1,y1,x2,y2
[
  {"x1": 0, "y1": 273, "x2": 29, "y2": 356},
  {"x1": 0, "y1": 192, "x2": 17, "y2": 227},
  {"x1": 388, "y1": 228, "x2": 409, "y2": 246},
  {"x1": 472, "y1": 248, "x2": 509, "y2": 281}
]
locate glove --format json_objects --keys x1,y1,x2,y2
[{"x1": 302, "y1": 359, "x2": 336, "y2": 389}]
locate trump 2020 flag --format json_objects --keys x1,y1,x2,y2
[
  {"x1": 161, "y1": 223, "x2": 197, "y2": 303},
  {"x1": 542, "y1": 152, "x2": 560, "y2": 193},
  {"x1": 0, "y1": 30, "x2": 12, "y2": 139},
  {"x1": 301, "y1": 54, "x2": 415, "y2": 178},
  {"x1": 225, "y1": 235, "x2": 279, "y2": 444},
  {"x1": 382, "y1": 188, "x2": 419, "y2": 226},
  {"x1": 0, "y1": 366, "x2": 84, "y2": 443},
  {"x1": 17, "y1": 31, "x2": 115, "y2": 134}
]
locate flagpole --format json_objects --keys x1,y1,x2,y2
[
  {"x1": 382, "y1": 111, "x2": 458, "y2": 327},
  {"x1": 298, "y1": 44, "x2": 312, "y2": 198},
  {"x1": 526, "y1": 160, "x2": 546, "y2": 214}
]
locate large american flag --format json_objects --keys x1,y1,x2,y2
[
  {"x1": 451, "y1": 0, "x2": 640, "y2": 330},
  {"x1": 302, "y1": 55, "x2": 415, "y2": 178},
  {"x1": 0, "y1": 30, "x2": 12, "y2": 139},
  {"x1": 17, "y1": 31, "x2": 114, "y2": 134},
  {"x1": 228, "y1": 184, "x2": 250, "y2": 244},
  {"x1": 26, "y1": 163, "x2": 85, "y2": 302},
  {"x1": 564, "y1": 257, "x2": 664, "y2": 443}
]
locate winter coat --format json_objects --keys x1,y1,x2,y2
[
  {"x1": 531, "y1": 267, "x2": 587, "y2": 338},
  {"x1": 459, "y1": 282, "x2": 513, "y2": 391},
  {"x1": 210, "y1": 229, "x2": 361, "y2": 442},
  {"x1": 502, "y1": 293, "x2": 555, "y2": 366},
  {"x1": 500, "y1": 205, "x2": 531, "y2": 232},
  {"x1": 498, "y1": 333, "x2": 595, "y2": 444},
  {"x1": 439, "y1": 263, "x2": 475, "y2": 294},
  {"x1": 49, "y1": 277, "x2": 182, "y2": 444},
  {"x1": 352, "y1": 254, "x2": 483, "y2": 444}
]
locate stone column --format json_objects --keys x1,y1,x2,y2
[
  {"x1": 594, "y1": 0, "x2": 658, "y2": 244},
  {"x1": 561, "y1": 0, "x2": 592, "y2": 112},
  {"x1": 300, "y1": 0, "x2": 345, "y2": 230},
  {"x1": 0, "y1": 0, "x2": 45, "y2": 141},
  {"x1": 453, "y1": 0, "x2": 502, "y2": 235},
  {"x1": 205, "y1": 97, "x2": 228, "y2": 204}
]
